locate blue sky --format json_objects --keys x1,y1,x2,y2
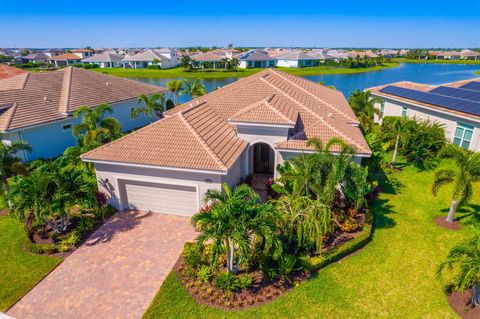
[{"x1": 1, "y1": 1, "x2": 479, "y2": 48}]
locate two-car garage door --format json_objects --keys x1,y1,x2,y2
[{"x1": 121, "y1": 180, "x2": 198, "y2": 216}]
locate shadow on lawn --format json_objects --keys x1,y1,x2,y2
[
  {"x1": 442, "y1": 204, "x2": 480, "y2": 226},
  {"x1": 85, "y1": 210, "x2": 152, "y2": 246},
  {"x1": 370, "y1": 167, "x2": 400, "y2": 230}
]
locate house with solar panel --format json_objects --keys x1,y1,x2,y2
[{"x1": 368, "y1": 78, "x2": 480, "y2": 152}]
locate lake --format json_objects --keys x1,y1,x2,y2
[{"x1": 130, "y1": 63, "x2": 480, "y2": 103}]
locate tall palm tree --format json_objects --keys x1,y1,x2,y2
[
  {"x1": 0, "y1": 137, "x2": 31, "y2": 195},
  {"x1": 437, "y1": 226, "x2": 480, "y2": 296},
  {"x1": 192, "y1": 183, "x2": 281, "y2": 273},
  {"x1": 73, "y1": 104, "x2": 122, "y2": 149},
  {"x1": 166, "y1": 80, "x2": 184, "y2": 105},
  {"x1": 432, "y1": 145, "x2": 480, "y2": 223},
  {"x1": 348, "y1": 90, "x2": 383, "y2": 132},
  {"x1": 132, "y1": 94, "x2": 165, "y2": 122},
  {"x1": 181, "y1": 79, "x2": 207, "y2": 99}
]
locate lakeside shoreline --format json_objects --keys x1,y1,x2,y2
[
  {"x1": 393, "y1": 58, "x2": 480, "y2": 65},
  {"x1": 92, "y1": 62, "x2": 400, "y2": 79}
]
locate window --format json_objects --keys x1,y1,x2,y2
[
  {"x1": 401, "y1": 106, "x2": 408, "y2": 118},
  {"x1": 62, "y1": 123, "x2": 72, "y2": 131},
  {"x1": 453, "y1": 123, "x2": 474, "y2": 149}
]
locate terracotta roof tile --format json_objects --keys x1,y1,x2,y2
[{"x1": 49, "y1": 53, "x2": 82, "y2": 61}]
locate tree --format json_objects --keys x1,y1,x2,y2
[
  {"x1": 348, "y1": 90, "x2": 382, "y2": 132},
  {"x1": 390, "y1": 117, "x2": 405, "y2": 168},
  {"x1": 131, "y1": 94, "x2": 165, "y2": 122},
  {"x1": 432, "y1": 145, "x2": 480, "y2": 223},
  {"x1": 181, "y1": 79, "x2": 207, "y2": 99},
  {"x1": 166, "y1": 80, "x2": 184, "y2": 105},
  {"x1": 180, "y1": 55, "x2": 195, "y2": 71},
  {"x1": 73, "y1": 104, "x2": 122, "y2": 149},
  {"x1": 0, "y1": 137, "x2": 31, "y2": 195},
  {"x1": 437, "y1": 226, "x2": 480, "y2": 295},
  {"x1": 192, "y1": 183, "x2": 282, "y2": 273}
]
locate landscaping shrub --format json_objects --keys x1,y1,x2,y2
[
  {"x1": 58, "y1": 231, "x2": 80, "y2": 252},
  {"x1": 183, "y1": 242, "x2": 203, "y2": 269},
  {"x1": 75, "y1": 217, "x2": 95, "y2": 234},
  {"x1": 277, "y1": 254, "x2": 298, "y2": 281},
  {"x1": 213, "y1": 272, "x2": 252, "y2": 293},
  {"x1": 196, "y1": 265, "x2": 212, "y2": 283}
]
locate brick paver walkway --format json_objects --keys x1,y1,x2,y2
[{"x1": 8, "y1": 211, "x2": 196, "y2": 319}]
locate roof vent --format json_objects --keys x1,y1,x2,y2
[
  {"x1": 327, "y1": 112, "x2": 334, "y2": 118},
  {"x1": 43, "y1": 96, "x2": 48, "y2": 102},
  {"x1": 105, "y1": 82, "x2": 109, "y2": 86}
]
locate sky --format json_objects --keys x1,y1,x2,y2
[{"x1": 0, "y1": 1, "x2": 479, "y2": 48}]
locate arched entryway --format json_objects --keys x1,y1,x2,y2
[{"x1": 252, "y1": 142, "x2": 275, "y2": 175}]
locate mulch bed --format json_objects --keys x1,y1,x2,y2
[
  {"x1": 175, "y1": 259, "x2": 309, "y2": 310},
  {"x1": 447, "y1": 289, "x2": 480, "y2": 319},
  {"x1": 434, "y1": 216, "x2": 462, "y2": 230}
]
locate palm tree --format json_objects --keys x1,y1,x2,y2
[
  {"x1": 437, "y1": 226, "x2": 480, "y2": 297},
  {"x1": 390, "y1": 117, "x2": 405, "y2": 168},
  {"x1": 166, "y1": 80, "x2": 184, "y2": 105},
  {"x1": 0, "y1": 137, "x2": 31, "y2": 195},
  {"x1": 73, "y1": 104, "x2": 122, "y2": 149},
  {"x1": 348, "y1": 90, "x2": 382, "y2": 132},
  {"x1": 132, "y1": 94, "x2": 165, "y2": 122},
  {"x1": 180, "y1": 56, "x2": 195, "y2": 71},
  {"x1": 432, "y1": 145, "x2": 480, "y2": 223},
  {"x1": 181, "y1": 79, "x2": 207, "y2": 99},
  {"x1": 192, "y1": 183, "x2": 281, "y2": 273}
]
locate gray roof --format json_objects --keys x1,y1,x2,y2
[
  {"x1": 22, "y1": 52, "x2": 50, "y2": 60},
  {"x1": 122, "y1": 49, "x2": 169, "y2": 62},
  {"x1": 239, "y1": 50, "x2": 274, "y2": 61},
  {"x1": 276, "y1": 52, "x2": 318, "y2": 61},
  {"x1": 82, "y1": 52, "x2": 123, "y2": 63}
]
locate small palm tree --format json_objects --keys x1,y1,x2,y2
[
  {"x1": 390, "y1": 117, "x2": 405, "y2": 168},
  {"x1": 166, "y1": 80, "x2": 184, "y2": 105},
  {"x1": 432, "y1": 145, "x2": 480, "y2": 223},
  {"x1": 132, "y1": 94, "x2": 165, "y2": 122},
  {"x1": 73, "y1": 104, "x2": 122, "y2": 149},
  {"x1": 181, "y1": 79, "x2": 207, "y2": 99},
  {"x1": 348, "y1": 90, "x2": 382, "y2": 132},
  {"x1": 192, "y1": 183, "x2": 281, "y2": 273},
  {"x1": 437, "y1": 226, "x2": 480, "y2": 295},
  {"x1": 0, "y1": 137, "x2": 31, "y2": 195}
]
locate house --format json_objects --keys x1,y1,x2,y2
[
  {"x1": 71, "y1": 48, "x2": 94, "y2": 59},
  {"x1": 41, "y1": 49, "x2": 65, "y2": 57},
  {"x1": 368, "y1": 78, "x2": 480, "y2": 151},
  {"x1": 210, "y1": 48, "x2": 241, "y2": 59},
  {"x1": 82, "y1": 52, "x2": 123, "y2": 68},
  {"x1": 276, "y1": 52, "x2": 320, "y2": 68},
  {"x1": 121, "y1": 49, "x2": 178, "y2": 69},
  {"x1": 238, "y1": 50, "x2": 276, "y2": 68},
  {"x1": 21, "y1": 52, "x2": 50, "y2": 63},
  {"x1": 458, "y1": 49, "x2": 480, "y2": 60},
  {"x1": 191, "y1": 51, "x2": 225, "y2": 69},
  {"x1": 378, "y1": 49, "x2": 399, "y2": 58},
  {"x1": 0, "y1": 64, "x2": 167, "y2": 161},
  {"x1": 81, "y1": 69, "x2": 370, "y2": 216},
  {"x1": 48, "y1": 53, "x2": 82, "y2": 67}
]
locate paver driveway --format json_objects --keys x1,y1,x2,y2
[{"x1": 8, "y1": 211, "x2": 196, "y2": 319}]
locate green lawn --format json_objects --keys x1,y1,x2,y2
[
  {"x1": 0, "y1": 216, "x2": 62, "y2": 311},
  {"x1": 93, "y1": 63, "x2": 399, "y2": 79},
  {"x1": 393, "y1": 58, "x2": 480, "y2": 65},
  {"x1": 143, "y1": 159, "x2": 479, "y2": 319}
]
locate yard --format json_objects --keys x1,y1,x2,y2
[
  {"x1": 93, "y1": 63, "x2": 399, "y2": 79},
  {"x1": 143, "y1": 158, "x2": 479, "y2": 319},
  {"x1": 0, "y1": 216, "x2": 61, "y2": 311}
]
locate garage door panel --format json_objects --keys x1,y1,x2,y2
[{"x1": 121, "y1": 180, "x2": 198, "y2": 216}]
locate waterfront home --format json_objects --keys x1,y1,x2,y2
[
  {"x1": 48, "y1": 53, "x2": 82, "y2": 67},
  {"x1": 122, "y1": 49, "x2": 178, "y2": 69},
  {"x1": 347, "y1": 50, "x2": 378, "y2": 58},
  {"x1": 211, "y1": 48, "x2": 241, "y2": 59},
  {"x1": 21, "y1": 52, "x2": 50, "y2": 63},
  {"x1": 82, "y1": 52, "x2": 123, "y2": 68},
  {"x1": 238, "y1": 50, "x2": 276, "y2": 68},
  {"x1": 71, "y1": 48, "x2": 94, "y2": 59},
  {"x1": 378, "y1": 49, "x2": 399, "y2": 58},
  {"x1": 81, "y1": 68, "x2": 370, "y2": 216},
  {"x1": 0, "y1": 64, "x2": 166, "y2": 161},
  {"x1": 41, "y1": 49, "x2": 64, "y2": 57},
  {"x1": 276, "y1": 51, "x2": 320, "y2": 68},
  {"x1": 368, "y1": 78, "x2": 480, "y2": 152},
  {"x1": 191, "y1": 51, "x2": 225, "y2": 69}
]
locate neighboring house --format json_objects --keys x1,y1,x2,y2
[
  {"x1": 378, "y1": 49, "x2": 399, "y2": 58},
  {"x1": 81, "y1": 69, "x2": 370, "y2": 216},
  {"x1": 71, "y1": 48, "x2": 94, "y2": 59},
  {"x1": 458, "y1": 49, "x2": 480, "y2": 60},
  {"x1": 368, "y1": 78, "x2": 480, "y2": 152},
  {"x1": 21, "y1": 52, "x2": 50, "y2": 63},
  {"x1": 121, "y1": 49, "x2": 178, "y2": 69},
  {"x1": 41, "y1": 49, "x2": 65, "y2": 57},
  {"x1": 0, "y1": 64, "x2": 167, "y2": 161},
  {"x1": 48, "y1": 53, "x2": 82, "y2": 67},
  {"x1": 276, "y1": 52, "x2": 320, "y2": 68},
  {"x1": 82, "y1": 52, "x2": 123, "y2": 68},
  {"x1": 211, "y1": 48, "x2": 241, "y2": 59},
  {"x1": 191, "y1": 51, "x2": 225, "y2": 69},
  {"x1": 238, "y1": 50, "x2": 276, "y2": 68}
]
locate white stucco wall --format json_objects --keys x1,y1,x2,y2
[
  {"x1": 276, "y1": 60, "x2": 299, "y2": 68},
  {"x1": 373, "y1": 94, "x2": 480, "y2": 152}
]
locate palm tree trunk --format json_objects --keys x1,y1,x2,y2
[
  {"x1": 446, "y1": 199, "x2": 457, "y2": 223},
  {"x1": 226, "y1": 240, "x2": 235, "y2": 273},
  {"x1": 391, "y1": 134, "x2": 400, "y2": 167}
]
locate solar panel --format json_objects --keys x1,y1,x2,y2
[
  {"x1": 459, "y1": 81, "x2": 480, "y2": 92},
  {"x1": 430, "y1": 86, "x2": 480, "y2": 103},
  {"x1": 379, "y1": 85, "x2": 480, "y2": 116}
]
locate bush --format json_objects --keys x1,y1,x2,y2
[
  {"x1": 147, "y1": 65, "x2": 162, "y2": 70},
  {"x1": 58, "y1": 231, "x2": 80, "y2": 252},
  {"x1": 183, "y1": 243, "x2": 203, "y2": 269},
  {"x1": 277, "y1": 255, "x2": 298, "y2": 281},
  {"x1": 261, "y1": 263, "x2": 278, "y2": 281},
  {"x1": 213, "y1": 272, "x2": 252, "y2": 293},
  {"x1": 196, "y1": 265, "x2": 212, "y2": 283},
  {"x1": 75, "y1": 217, "x2": 95, "y2": 234},
  {"x1": 236, "y1": 274, "x2": 253, "y2": 289}
]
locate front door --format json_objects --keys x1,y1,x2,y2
[{"x1": 253, "y1": 143, "x2": 274, "y2": 174}]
